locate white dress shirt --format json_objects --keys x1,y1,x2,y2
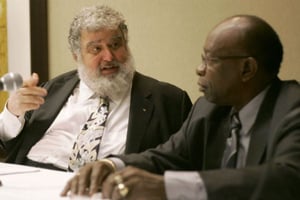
[{"x1": 0, "y1": 81, "x2": 131, "y2": 170}]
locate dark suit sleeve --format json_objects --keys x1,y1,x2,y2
[
  {"x1": 118, "y1": 98, "x2": 205, "y2": 173},
  {"x1": 249, "y1": 107, "x2": 300, "y2": 200}
]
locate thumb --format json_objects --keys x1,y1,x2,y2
[{"x1": 24, "y1": 73, "x2": 39, "y2": 87}]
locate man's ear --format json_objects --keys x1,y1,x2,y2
[{"x1": 241, "y1": 57, "x2": 257, "y2": 82}]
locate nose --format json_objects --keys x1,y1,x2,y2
[
  {"x1": 196, "y1": 63, "x2": 206, "y2": 76},
  {"x1": 101, "y1": 47, "x2": 114, "y2": 62}
]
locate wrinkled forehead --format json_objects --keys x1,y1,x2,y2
[{"x1": 80, "y1": 28, "x2": 123, "y2": 44}]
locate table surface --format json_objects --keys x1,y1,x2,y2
[{"x1": 0, "y1": 162, "x2": 102, "y2": 200}]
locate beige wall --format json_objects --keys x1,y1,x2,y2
[{"x1": 48, "y1": 0, "x2": 300, "y2": 102}]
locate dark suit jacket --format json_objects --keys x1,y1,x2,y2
[
  {"x1": 119, "y1": 78, "x2": 300, "y2": 200},
  {"x1": 4, "y1": 70, "x2": 192, "y2": 165}
]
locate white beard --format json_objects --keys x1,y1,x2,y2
[{"x1": 77, "y1": 53, "x2": 135, "y2": 100}]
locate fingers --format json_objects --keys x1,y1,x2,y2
[
  {"x1": 60, "y1": 161, "x2": 114, "y2": 197},
  {"x1": 68, "y1": 165, "x2": 93, "y2": 196},
  {"x1": 102, "y1": 167, "x2": 136, "y2": 199},
  {"x1": 61, "y1": 175, "x2": 84, "y2": 196},
  {"x1": 102, "y1": 166, "x2": 166, "y2": 200},
  {"x1": 7, "y1": 73, "x2": 47, "y2": 116},
  {"x1": 60, "y1": 178, "x2": 71, "y2": 196},
  {"x1": 101, "y1": 172, "x2": 118, "y2": 198},
  {"x1": 88, "y1": 163, "x2": 107, "y2": 195},
  {"x1": 23, "y1": 73, "x2": 39, "y2": 87},
  {"x1": 61, "y1": 168, "x2": 91, "y2": 197},
  {"x1": 77, "y1": 165, "x2": 93, "y2": 195}
]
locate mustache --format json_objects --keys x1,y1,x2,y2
[{"x1": 99, "y1": 61, "x2": 120, "y2": 69}]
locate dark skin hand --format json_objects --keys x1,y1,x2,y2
[
  {"x1": 102, "y1": 166, "x2": 167, "y2": 200},
  {"x1": 61, "y1": 161, "x2": 113, "y2": 197},
  {"x1": 61, "y1": 162, "x2": 167, "y2": 200}
]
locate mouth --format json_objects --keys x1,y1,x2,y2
[
  {"x1": 199, "y1": 85, "x2": 206, "y2": 92},
  {"x1": 197, "y1": 81, "x2": 207, "y2": 92},
  {"x1": 100, "y1": 65, "x2": 119, "y2": 76}
]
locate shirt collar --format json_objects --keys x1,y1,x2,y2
[
  {"x1": 77, "y1": 81, "x2": 95, "y2": 102},
  {"x1": 238, "y1": 86, "x2": 270, "y2": 135}
]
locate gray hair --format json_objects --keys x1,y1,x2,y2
[{"x1": 68, "y1": 5, "x2": 128, "y2": 54}]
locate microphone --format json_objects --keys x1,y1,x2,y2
[{"x1": 0, "y1": 72, "x2": 23, "y2": 91}]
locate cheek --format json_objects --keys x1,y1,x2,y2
[
  {"x1": 114, "y1": 48, "x2": 129, "y2": 63},
  {"x1": 81, "y1": 55, "x2": 101, "y2": 69},
  {"x1": 208, "y1": 68, "x2": 232, "y2": 92},
  {"x1": 206, "y1": 68, "x2": 224, "y2": 85},
  {"x1": 218, "y1": 71, "x2": 240, "y2": 95}
]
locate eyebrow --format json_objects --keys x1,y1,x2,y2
[
  {"x1": 110, "y1": 35, "x2": 124, "y2": 43},
  {"x1": 86, "y1": 40, "x2": 101, "y2": 47},
  {"x1": 85, "y1": 34, "x2": 123, "y2": 46}
]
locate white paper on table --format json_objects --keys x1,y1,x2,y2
[{"x1": 0, "y1": 163, "x2": 104, "y2": 199}]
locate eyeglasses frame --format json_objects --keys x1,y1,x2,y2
[{"x1": 201, "y1": 54, "x2": 252, "y2": 68}]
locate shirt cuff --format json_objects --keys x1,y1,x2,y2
[
  {"x1": 108, "y1": 157, "x2": 126, "y2": 171},
  {"x1": 0, "y1": 104, "x2": 24, "y2": 140},
  {"x1": 164, "y1": 171, "x2": 207, "y2": 200}
]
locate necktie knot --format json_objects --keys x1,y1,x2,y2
[
  {"x1": 230, "y1": 112, "x2": 241, "y2": 131},
  {"x1": 99, "y1": 96, "x2": 109, "y2": 107},
  {"x1": 97, "y1": 97, "x2": 109, "y2": 124}
]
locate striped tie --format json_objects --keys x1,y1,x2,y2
[{"x1": 222, "y1": 112, "x2": 241, "y2": 168}]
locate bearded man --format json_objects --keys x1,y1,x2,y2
[{"x1": 0, "y1": 5, "x2": 192, "y2": 172}]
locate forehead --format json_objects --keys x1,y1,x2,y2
[
  {"x1": 204, "y1": 19, "x2": 247, "y2": 55},
  {"x1": 80, "y1": 28, "x2": 122, "y2": 44}
]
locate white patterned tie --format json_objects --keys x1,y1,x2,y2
[
  {"x1": 68, "y1": 97, "x2": 109, "y2": 171},
  {"x1": 222, "y1": 112, "x2": 241, "y2": 168}
]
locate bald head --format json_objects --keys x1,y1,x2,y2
[
  {"x1": 198, "y1": 15, "x2": 283, "y2": 109},
  {"x1": 207, "y1": 15, "x2": 283, "y2": 76}
]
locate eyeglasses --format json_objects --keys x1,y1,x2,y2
[{"x1": 201, "y1": 54, "x2": 251, "y2": 67}]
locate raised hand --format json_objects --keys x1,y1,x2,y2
[{"x1": 7, "y1": 73, "x2": 47, "y2": 116}]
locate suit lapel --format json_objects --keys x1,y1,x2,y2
[
  {"x1": 246, "y1": 115, "x2": 271, "y2": 165},
  {"x1": 22, "y1": 73, "x2": 80, "y2": 151},
  {"x1": 125, "y1": 73, "x2": 154, "y2": 153},
  {"x1": 30, "y1": 74, "x2": 79, "y2": 124},
  {"x1": 246, "y1": 79, "x2": 281, "y2": 165},
  {"x1": 204, "y1": 107, "x2": 231, "y2": 169}
]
